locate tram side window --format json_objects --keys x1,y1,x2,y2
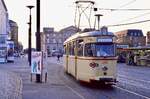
[
  {"x1": 72, "y1": 42, "x2": 75, "y2": 55},
  {"x1": 68, "y1": 42, "x2": 75, "y2": 55},
  {"x1": 64, "y1": 45, "x2": 66, "y2": 55},
  {"x1": 77, "y1": 40, "x2": 83, "y2": 56},
  {"x1": 77, "y1": 44, "x2": 83, "y2": 56},
  {"x1": 85, "y1": 44, "x2": 94, "y2": 56},
  {"x1": 69, "y1": 43, "x2": 72, "y2": 55}
]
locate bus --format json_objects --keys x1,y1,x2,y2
[
  {"x1": 7, "y1": 40, "x2": 14, "y2": 62},
  {"x1": 63, "y1": 30, "x2": 117, "y2": 85}
]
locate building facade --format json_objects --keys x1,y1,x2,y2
[
  {"x1": 9, "y1": 20, "x2": 18, "y2": 43},
  {"x1": 40, "y1": 32, "x2": 47, "y2": 56},
  {"x1": 43, "y1": 26, "x2": 79, "y2": 56},
  {"x1": 147, "y1": 31, "x2": 150, "y2": 45},
  {"x1": 59, "y1": 26, "x2": 80, "y2": 42},
  {"x1": 9, "y1": 20, "x2": 19, "y2": 52},
  {"x1": 0, "y1": 0, "x2": 9, "y2": 62},
  {"x1": 43, "y1": 27, "x2": 63, "y2": 56},
  {"x1": 0, "y1": 0, "x2": 9, "y2": 43},
  {"x1": 115, "y1": 29, "x2": 146, "y2": 47}
]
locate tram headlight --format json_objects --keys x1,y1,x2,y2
[{"x1": 102, "y1": 66, "x2": 108, "y2": 71}]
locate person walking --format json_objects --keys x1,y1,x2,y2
[
  {"x1": 134, "y1": 54, "x2": 137, "y2": 66},
  {"x1": 57, "y1": 54, "x2": 60, "y2": 61}
]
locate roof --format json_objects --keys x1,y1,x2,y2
[{"x1": 64, "y1": 30, "x2": 114, "y2": 44}]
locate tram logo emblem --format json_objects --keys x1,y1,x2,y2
[{"x1": 89, "y1": 62, "x2": 99, "y2": 68}]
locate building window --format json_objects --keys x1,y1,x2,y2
[
  {"x1": 53, "y1": 39, "x2": 56, "y2": 43},
  {"x1": 53, "y1": 34, "x2": 56, "y2": 37},
  {"x1": 47, "y1": 34, "x2": 49, "y2": 38},
  {"x1": 134, "y1": 32, "x2": 137, "y2": 36},
  {"x1": 58, "y1": 39, "x2": 62, "y2": 43},
  {"x1": 130, "y1": 32, "x2": 133, "y2": 36},
  {"x1": 47, "y1": 39, "x2": 49, "y2": 43},
  {"x1": 137, "y1": 33, "x2": 142, "y2": 36},
  {"x1": 77, "y1": 40, "x2": 83, "y2": 56},
  {"x1": 49, "y1": 39, "x2": 52, "y2": 43}
]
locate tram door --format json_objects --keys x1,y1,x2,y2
[
  {"x1": 74, "y1": 41, "x2": 78, "y2": 79},
  {"x1": 64, "y1": 45, "x2": 68, "y2": 73},
  {"x1": 67, "y1": 42, "x2": 75, "y2": 76}
]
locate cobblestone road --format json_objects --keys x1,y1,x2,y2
[{"x1": 0, "y1": 69, "x2": 22, "y2": 99}]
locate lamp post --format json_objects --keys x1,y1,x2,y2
[
  {"x1": 26, "y1": 5, "x2": 34, "y2": 66},
  {"x1": 95, "y1": 14, "x2": 103, "y2": 30},
  {"x1": 36, "y1": 0, "x2": 41, "y2": 83}
]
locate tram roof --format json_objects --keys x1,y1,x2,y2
[{"x1": 64, "y1": 30, "x2": 114, "y2": 44}]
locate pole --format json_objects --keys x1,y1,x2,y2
[
  {"x1": 36, "y1": 0, "x2": 41, "y2": 83},
  {"x1": 29, "y1": 11, "x2": 32, "y2": 66},
  {"x1": 27, "y1": 6, "x2": 34, "y2": 66},
  {"x1": 95, "y1": 14, "x2": 103, "y2": 30}
]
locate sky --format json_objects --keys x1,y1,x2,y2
[{"x1": 4, "y1": 0, "x2": 150, "y2": 48}]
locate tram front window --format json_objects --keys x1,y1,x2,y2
[{"x1": 85, "y1": 43, "x2": 115, "y2": 57}]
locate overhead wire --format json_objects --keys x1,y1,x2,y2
[
  {"x1": 71, "y1": 0, "x2": 150, "y2": 27},
  {"x1": 106, "y1": 19, "x2": 150, "y2": 27},
  {"x1": 118, "y1": 0, "x2": 136, "y2": 8},
  {"x1": 117, "y1": 11, "x2": 150, "y2": 23},
  {"x1": 96, "y1": 0, "x2": 150, "y2": 27},
  {"x1": 97, "y1": 8, "x2": 150, "y2": 11}
]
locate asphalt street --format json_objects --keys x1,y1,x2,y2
[{"x1": 0, "y1": 56, "x2": 150, "y2": 99}]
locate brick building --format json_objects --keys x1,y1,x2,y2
[
  {"x1": 42, "y1": 26, "x2": 79, "y2": 56},
  {"x1": 147, "y1": 31, "x2": 150, "y2": 45},
  {"x1": 115, "y1": 29, "x2": 146, "y2": 47}
]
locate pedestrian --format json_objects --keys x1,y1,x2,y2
[
  {"x1": 134, "y1": 55, "x2": 137, "y2": 66},
  {"x1": 57, "y1": 54, "x2": 60, "y2": 61}
]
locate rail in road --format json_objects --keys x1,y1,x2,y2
[
  {"x1": 1, "y1": 57, "x2": 149, "y2": 99},
  {"x1": 47, "y1": 57, "x2": 150, "y2": 99}
]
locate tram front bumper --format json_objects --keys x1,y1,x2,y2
[{"x1": 90, "y1": 76, "x2": 117, "y2": 83}]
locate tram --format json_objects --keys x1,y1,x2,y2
[{"x1": 63, "y1": 30, "x2": 117, "y2": 84}]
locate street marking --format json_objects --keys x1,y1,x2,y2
[
  {"x1": 65, "y1": 85, "x2": 85, "y2": 99},
  {"x1": 118, "y1": 79, "x2": 150, "y2": 90},
  {"x1": 113, "y1": 85, "x2": 150, "y2": 99},
  {"x1": 118, "y1": 74, "x2": 150, "y2": 84}
]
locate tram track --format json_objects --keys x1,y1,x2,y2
[
  {"x1": 50, "y1": 61, "x2": 150, "y2": 99},
  {"x1": 57, "y1": 63, "x2": 116, "y2": 99},
  {"x1": 118, "y1": 74, "x2": 150, "y2": 84},
  {"x1": 62, "y1": 72, "x2": 150, "y2": 99},
  {"x1": 114, "y1": 75, "x2": 150, "y2": 99},
  {"x1": 113, "y1": 85, "x2": 150, "y2": 99},
  {"x1": 56, "y1": 63, "x2": 149, "y2": 99}
]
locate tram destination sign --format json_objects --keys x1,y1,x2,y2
[{"x1": 97, "y1": 38, "x2": 113, "y2": 42}]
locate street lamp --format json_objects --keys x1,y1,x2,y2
[
  {"x1": 26, "y1": 5, "x2": 34, "y2": 66},
  {"x1": 95, "y1": 14, "x2": 103, "y2": 30},
  {"x1": 36, "y1": 0, "x2": 41, "y2": 83}
]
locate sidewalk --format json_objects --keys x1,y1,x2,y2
[
  {"x1": 0, "y1": 69, "x2": 22, "y2": 99},
  {"x1": 21, "y1": 57, "x2": 83, "y2": 99}
]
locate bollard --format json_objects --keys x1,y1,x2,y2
[
  {"x1": 30, "y1": 73, "x2": 32, "y2": 82},
  {"x1": 45, "y1": 72, "x2": 47, "y2": 83}
]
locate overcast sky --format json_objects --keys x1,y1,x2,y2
[{"x1": 4, "y1": 0, "x2": 150, "y2": 48}]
